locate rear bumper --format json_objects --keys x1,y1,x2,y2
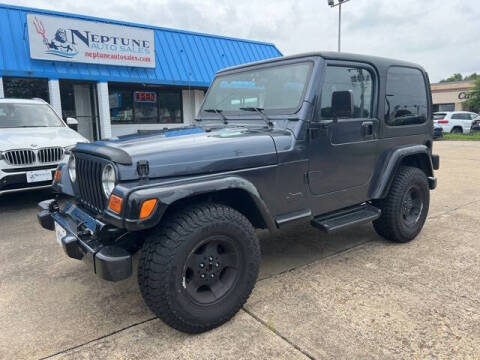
[{"x1": 37, "y1": 199, "x2": 132, "y2": 282}]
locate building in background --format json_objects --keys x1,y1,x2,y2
[
  {"x1": 431, "y1": 80, "x2": 476, "y2": 112},
  {"x1": 0, "y1": 4, "x2": 281, "y2": 141}
]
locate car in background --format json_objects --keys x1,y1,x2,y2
[
  {"x1": 471, "y1": 115, "x2": 480, "y2": 132},
  {"x1": 434, "y1": 123, "x2": 443, "y2": 139},
  {"x1": 0, "y1": 98, "x2": 88, "y2": 196},
  {"x1": 433, "y1": 111, "x2": 479, "y2": 134}
]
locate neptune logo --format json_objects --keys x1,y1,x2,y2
[{"x1": 32, "y1": 17, "x2": 78, "y2": 58}]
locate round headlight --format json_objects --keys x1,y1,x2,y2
[
  {"x1": 102, "y1": 164, "x2": 116, "y2": 197},
  {"x1": 68, "y1": 155, "x2": 76, "y2": 182}
]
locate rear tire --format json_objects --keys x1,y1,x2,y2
[
  {"x1": 451, "y1": 127, "x2": 463, "y2": 134},
  {"x1": 138, "y1": 202, "x2": 260, "y2": 333},
  {"x1": 373, "y1": 166, "x2": 429, "y2": 243}
]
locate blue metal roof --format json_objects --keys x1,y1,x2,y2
[{"x1": 0, "y1": 4, "x2": 282, "y2": 87}]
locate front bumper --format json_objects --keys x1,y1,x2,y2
[
  {"x1": 0, "y1": 166, "x2": 56, "y2": 195},
  {"x1": 37, "y1": 199, "x2": 132, "y2": 282}
]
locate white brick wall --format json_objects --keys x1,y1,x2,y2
[
  {"x1": 182, "y1": 89, "x2": 195, "y2": 125},
  {"x1": 97, "y1": 82, "x2": 112, "y2": 139},
  {"x1": 48, "y1": 79, "x2": 62, "y2": 116},
  {"x1": 194, "y1": 89, "x2": 205, "y2": 116}
]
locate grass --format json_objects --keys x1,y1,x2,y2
[{"x1": 441, "y1": 132, "x2": 480, "y2": 141}]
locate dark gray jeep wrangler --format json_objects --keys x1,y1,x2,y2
[{"x1": 38, "y1": 52, "x2": 439, "y2": 333}]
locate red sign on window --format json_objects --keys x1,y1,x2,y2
[{"x1": 134, "y1": 91, "x2": 157, "y2": 103}]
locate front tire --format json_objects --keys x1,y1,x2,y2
[
  {"x1": 138, "y1": 203, "x2": 260, "y2": 333},
  {"x1": 373, "y1": 166, "x2": 430, "y2": 243}
]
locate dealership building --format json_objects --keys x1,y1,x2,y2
[
  {"x1": 431, "y1": 80, "x2": 476, "y2": 112},
  {"x1": 0, "y1": 4, "x2": 281, "y2": 141}
]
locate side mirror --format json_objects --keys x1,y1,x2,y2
[
  {"x1": 66, "y1": 117, "x2": 79, "y2": 131},
  {"x1": 331, "y1": 90, "x2": 353, "y2": 119}
]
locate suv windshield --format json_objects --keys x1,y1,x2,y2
[
  {"x1": 0, "y1": 103, "x2": 64, "y2": 128},
  {"x1": 202, "y1": 62, "x2": 312, "y2": 115}
]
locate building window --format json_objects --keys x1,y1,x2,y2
[
  {"x1": 159, "y1": 92, "x2": 182, "y2": 123},
  {"x1": 3, "y1": 77, "x2": 49, "y2": 102},
  {"x1": 385, "y1": 67, "x2": 428, "y2": 126},
  {"x1": 433, "y1": 103, "x2": 455, "y2": 112},
  {"x1": 109, "y1": 84, "x2": 183, "y2": 124}
]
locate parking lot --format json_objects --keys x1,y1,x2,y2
[{"x1": 1, "y1": 140, "x2": 479, "y2": 359}]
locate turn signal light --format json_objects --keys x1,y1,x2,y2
[
  {"x1": 139, "y1": 199, "x2": 158, "y2": 219},
  {"x1": 108, "y1": 194, "x2": 123, "y2": 214},
  {"x1": 54, "y1": 169, "x2": 62, "y2": 182}
]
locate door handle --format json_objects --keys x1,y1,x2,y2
[{"x1": 361, "y1": 121, "x2": 374, "y2": 137}]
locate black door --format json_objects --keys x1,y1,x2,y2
[{"x1": 308, "y1": 63, "x2": 378, "y2": 208}]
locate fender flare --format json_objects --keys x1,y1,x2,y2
[
  {"x1": 369, "y1": 144, "x2": 435, "y2": 200},
  {"x1": 124, "y1": 175, "x2": 277, "y2": 232}
]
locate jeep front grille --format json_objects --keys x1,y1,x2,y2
[
  {"x1": 3, "y1": 147, "x2": 64, "y2": 166},
  {"x1": 38, "y1": 147, "x2": 64, "y2": 163},
  {"x1": 3, "y1": 150, "x2": 36, "y2": 165},
  {"x1": 75, "y1": 154, "x2": 107, "y2": 212}
]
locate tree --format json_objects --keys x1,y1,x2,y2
[
  {"x1": 464, "y1": 73, "x2": 479, "y2": 81},
  {"x1": 465, "y1": 78, "x2": 480, "y2": 113},
  {"x1": 439, "y1": 73, "x2": 480, "y2": 83},
  {"x1": 440, "y1": 73, "x2": 463, "y2": 83}
]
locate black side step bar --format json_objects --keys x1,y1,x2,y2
[{"x1": 311, "y1": 204, "x2": 381, "y2": 233}]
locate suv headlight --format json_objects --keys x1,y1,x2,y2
[
  {"x1": 68, "y1": 155, "x2": 76, "y2": 182},
  {"x1": 102, "y1": 164, "x2": 116, "y2": 197}
]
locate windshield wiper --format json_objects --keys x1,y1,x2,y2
[
  {"x1": 239, "y1": 107, "x2": 273, "y2": 128},
  {"x1": 204, "y1": 108, "x2": 228, "y2": 124}
]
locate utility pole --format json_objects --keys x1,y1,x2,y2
[{"x1": 327, "y1": 0, "x2": 351, "y2": 52}]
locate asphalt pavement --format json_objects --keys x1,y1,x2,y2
[{"x1": 1, "y1": 140, "x2": 479, "y2": 359}]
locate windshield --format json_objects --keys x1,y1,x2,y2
[
  {"x1": 202, "y1": 62, "x2": 312, "y2": 114},
  {"x1": 0, "y1": 103, "x2": 64, "y2": 128}
]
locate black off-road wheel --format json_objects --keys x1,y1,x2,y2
[
  {"x1": 138, "y1": 203, "x2": 260, "y2": 333},
  {"x1": 373, "y1": 166, "x2": 429, "y2": 243}
]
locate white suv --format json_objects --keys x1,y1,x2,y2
[
  {"x1": 0, "y1": 98, "x2": 88, "y2": 196},
  {"x1": 433, "y1": 111, "x2": 479, "y2": 134}
]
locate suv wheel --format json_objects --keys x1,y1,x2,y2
[
  {"x1": 451, "y1": 127, "x2": 463, "y2": 134},
  {"x1": 138, "y1": 203, "x2": 260, "y2": 333},
  {"x1": 373, "y1": 166, "x2": 429, "y2": 243}
]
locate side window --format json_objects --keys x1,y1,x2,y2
[
  {"x1": 451, "y1": 114, "x2": 462, "y2": 120},
  {"x1": 319, "y1": 66, "x2": 374, "y2": 119},
  {"x1": 385, "y1": 67, "x2": 428, "y2": 126}
]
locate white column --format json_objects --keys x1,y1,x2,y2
[
  {"x1": 48, "y1": 79, "x2": 62, "y2": 116},
  {"x1": 182, "y1": 89, "x2": 195, "y2": 125},
  {"x1": 193, "y1": 89, "x2": 205, "y2": 116},
  {"x1": 0, "y1": 77, "x2": 4, "y2": 98},
  {"x1": 97, "y1": 82, "x2": 112, "y2": 139}
]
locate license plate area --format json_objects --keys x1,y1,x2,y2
[
  {"x1": 54, "y1": 221, "x2": 67, "y2": 245},
  {"x1": 26, "y1": 169, "x2": 53, "y2": 183}
]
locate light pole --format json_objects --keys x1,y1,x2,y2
[{"x1": 327, "y1": 0, "x2": 351, "y2": 52}]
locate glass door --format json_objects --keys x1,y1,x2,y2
[{"x1": 60, "y1": 80, "x2": 99, "y2": 141}]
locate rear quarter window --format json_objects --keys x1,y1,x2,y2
[{"x1": 385, "y1": 67, "x2": 428, "y2": 126}]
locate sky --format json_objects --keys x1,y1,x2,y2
[{"x1": 3, "y1": 0, "x2": 480, "y2": 82}]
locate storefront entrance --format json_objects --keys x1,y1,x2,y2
[{"x1": 60, "y1": 80, "x2": 99, "y2": 141}]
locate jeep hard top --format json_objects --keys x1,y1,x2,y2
[{"x1": 38, "y1": 52, "x2": 439, "y2": 333}]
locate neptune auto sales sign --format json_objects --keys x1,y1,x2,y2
[{"x1": 27, "y1": 14, "x2": 155, "y2": 68}]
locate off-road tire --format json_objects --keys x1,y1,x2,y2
[
  {"x1": 373, "y1": 166, "x2": 429, "y2": 243},
  {"x1": 138, "y1": 202, "x2": 260, "y2": 333}
]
